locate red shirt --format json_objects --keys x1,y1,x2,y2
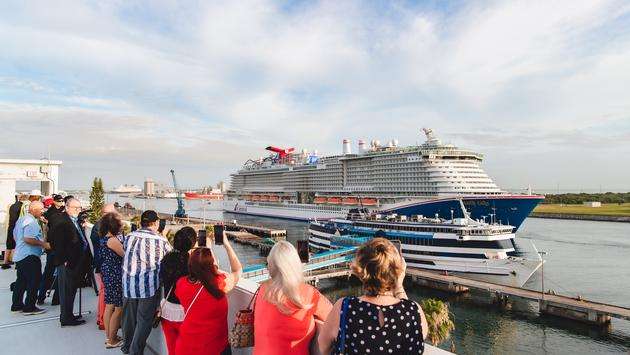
[
  {"x1": 253, "y1": 283, "x2": 332, "y2": 355},
  {"x1": 175, "y1": 275, "x2": 228, "y2": 355}
]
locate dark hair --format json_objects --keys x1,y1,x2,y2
[
  {"x1": 174, "y1": 227, "x2": 197, "y2": 253},
  {"x1": 188, "y1": 248, "x2": 224, "y2": 299},
  {"x1": 99, "y1": 212, "x2": 123, "y2": 238},
  {"x1": 140, "y1": 210, "x2": 159, "y2": 228},
  {"x1": 351, "y1": 238, "x2": 403, "y2": 297},
  {"x1": 63, "y1": 195, "x2": 74, "y2": 203}
]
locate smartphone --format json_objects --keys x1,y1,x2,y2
[
  {"x1": 158, "y1": 219, "x2": 166, "y2": 234},
  {"x1": 297, "y1": 240, "x2": 310, "y2": 263},
  {"x1": 131, "y1": 223, "x2": 138, "y2": 232},
  {"x1": 198, "y1": 229, "x2": 207, "y2": 247},
  {"x1": 390, "y1": 239, "x2": 402, "y2": 256},
  {"x1": 214, "y1": 224, "x2": 224, "y2": 245}
]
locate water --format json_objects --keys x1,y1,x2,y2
[{"x1": 106, "y1": 195, "x2": 630, "y2": 354}]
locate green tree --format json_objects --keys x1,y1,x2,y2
[
  {"x1": 420, "y1": 298, "x2": 455, "y2": 346},
  {"x1": 89, "y1": 177, "x2": 105, "y2": 224}
]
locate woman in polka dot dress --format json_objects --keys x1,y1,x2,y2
[
  {"x1": 98, "y1": 213, "x2": 125, "y2": 348},
  {"x1": 318, "y1": 238, "x2": 428, "y2": 354}
]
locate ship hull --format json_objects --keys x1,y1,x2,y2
[
  {"x1": 223, "y1": 195, "x2": 542, "y2": 230},
  {"x1": 381, "y1": 195, "x2": 544, "y2": 230}
]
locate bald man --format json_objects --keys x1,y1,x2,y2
[
  {"x1": 90, "y1": 203, "x2": 118, "y2": 329},
  {"x1": 11, "y1": 201, "x2": 50, "y2": 315}
]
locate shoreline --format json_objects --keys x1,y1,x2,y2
[{"x1": 529, "y1": 212, "x2": 630, "y2": 223}]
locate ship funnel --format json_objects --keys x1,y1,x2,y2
[
  {"x1": 342, "y1": 139, "x2": 352, "y2": 155},
  {"x1": 358, "y1": 140, "x2": 367, "y2": 153}
]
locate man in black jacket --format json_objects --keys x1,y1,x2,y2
[
  {"x1": 2, "y1": 193, "x2": 25, "y2": 269},
  {"x1": 37, "y1": 194, "x2": 66, "y2": 304},
  {"x1": 48, "y1": 198, "x2": 92, "y2": 326}
]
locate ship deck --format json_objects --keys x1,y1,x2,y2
[{"x1": 0, "y1": 250, "x2": 451, "y2": 354}]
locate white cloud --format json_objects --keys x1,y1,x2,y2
[{"x1": 1, "y1": 0, "x2": 629, "y2": 189}]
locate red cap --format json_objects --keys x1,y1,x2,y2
[{"x1": 43, "y1": 197, "x2": 54, "y2": 208}]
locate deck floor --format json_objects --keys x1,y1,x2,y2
[{"x1": 0, "y1": 260, "x2": 135, "y2": 355}]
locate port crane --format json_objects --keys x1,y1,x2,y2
[{"x1": 170, "y1": 169, "x2": 187, "y2": 218}]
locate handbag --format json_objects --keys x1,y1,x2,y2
[
  {"x1": 229, "y1": 286, "x2": 261, "y2": 348},
  {"x1": 332, "y1": 297, "x2": 351, "y2": 355},
  {"x1": 154, "y1": 284, "x2": 203, "y2": 328},
  {"x1": 160, "y1": 286, "x2": 186, "y2": 322}
]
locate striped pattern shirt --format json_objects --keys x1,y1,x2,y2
[{"x1": 123, "y1": 228, "x2": 172, "y2": 298}]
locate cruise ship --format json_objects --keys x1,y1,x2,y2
[
  {"x1": 307, "y1": 206, "x2": 543, "y2": 287},
  {"x1": 224, "y1": 128, "x2": 543, "y2": 230}
]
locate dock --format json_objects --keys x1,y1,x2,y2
[
  {"x1": 120, "y1": 207, "x2": 286, "y2": 239},
  {"x1": 242, "y1": 237, "x2": 630, "y2": 328},
  {"x1": 406, "y1": 268, "x2": 630, "y2": 326}
]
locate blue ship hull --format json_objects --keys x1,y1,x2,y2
[{"x1": 380, "y1": 195, "x2": 544, "y2": 231}]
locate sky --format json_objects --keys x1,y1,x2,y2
[{"x1": 1, "y1": 0, "x2": 629, "y2": 192}]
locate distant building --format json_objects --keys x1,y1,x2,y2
[
  {"x1": 583, "y1": 201, "x2": 601, "y2": 207},
  {"x1": 144, "y1": 178, "x2": 156, "y2": 196},
  {"x1": 217, "y1": 181, "x2": 227, "y2": 193}
]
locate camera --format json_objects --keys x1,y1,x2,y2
[{"x1": 77, "y1": 209, "x2": 92, "y2": 226}]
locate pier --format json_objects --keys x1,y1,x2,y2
[
  {"x1": 120, "y1": 207, "x2": 286, "y2": 239},
  {"x1": 406, "y1": 268, "x2": 630, "y2": 327}
]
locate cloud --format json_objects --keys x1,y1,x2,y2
[{"x1": 1, "y1": 0, "x2": 629, "y2": 190}]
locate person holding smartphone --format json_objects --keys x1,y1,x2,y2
[
  {"x1": 175, "y1": 228, "x2": 242, "y2": 355},
  {"x1": 253, "y1": 241, "x2": 332, "y2": 355}
]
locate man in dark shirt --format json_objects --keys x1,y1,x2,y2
[
  {"x1": 48, "y1": 198, "x2": 92, "y2": 326},
  {"x1": 37, "y1": 194, "x2": 65, "y2": 304},
  {"x1": 43, "y1": 194, "x2": 65, "y2": 225},
  {"x1": 2, "y1": 193, "x2": 25, "y2": 270}
]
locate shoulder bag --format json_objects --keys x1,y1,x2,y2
[
  {"x1": 229, "y1": 286, "x2": 261, "y2": 348},
  {"x1": 154, "y1": 284, "x2": 203, "y2": 327},
  {"x1": 159, "y1": 285, "x2": 185, "y2": 322}
]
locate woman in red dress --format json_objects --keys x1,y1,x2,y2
[
  {"x1": 175, "y1": 236, "x2": 242, "y2": 355},
  {"x1": 253, "y1": 241, "x2": 333, "y2": 355}
]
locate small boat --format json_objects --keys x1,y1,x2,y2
[
  {"x1": 327, "y1": 197, "x2": 342, "y2": 204},
  {"x1": 269, "y1": 195, "x2": 280, "y2": 202},
  {"x1": 314, "y1": 197, "x2": 327, "y2": 204},
  {"x1": 360, "y1": 198, "x2": 378, "y2": 206},
  {"x1": 260, "y1": 195, "x2": 269, "y2": 202},
  {"x1": 251, "y1": 195, "x2": 260, "y2": 201},
  {"x1": 342, "y1": 197, "x2": 359, "y2": 205}
]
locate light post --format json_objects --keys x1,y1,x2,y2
[{"x1": 538, "y1": 251, "x2": 547, "y2": 300}]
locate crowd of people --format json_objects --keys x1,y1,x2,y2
[{"x1": 4, "y1": 190, "x2": 428, "y2": 355}]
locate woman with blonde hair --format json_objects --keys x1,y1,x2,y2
[
  {"x1": 253, "y1": 241, "x2": 333, "y2": 355},
  {"x1": 318, "y1": 238, "x2": 428, "y2": 354}
]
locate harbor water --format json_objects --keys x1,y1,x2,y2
[{"x1": 107, "y1": 195, "x2": 630, "y2": 354}]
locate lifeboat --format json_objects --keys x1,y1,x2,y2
[
  {"x1": 245, "y1": 195, "x2": 253, "y2": 201},
  {"x1": 360, "y1": 198, "x2": 378, "y2": 206},
  {"x1": 269, "y1": 195, "x2": 280, "y2": 202},
  {"x1": 260, "y1": 195, "x2": 270, "y2": 202},
  {"x1": 342, "y1": 197, "x2": 359, "y2": 205},
  {"x1": 327, "y1": 197, "x2": 342, "y2": 204},
  {"x1": 314, "y1": 197, "x2": 327, "y2": 204},
  {"x1": 251, "y1": 195, "x2": 260, "y2": 201}
]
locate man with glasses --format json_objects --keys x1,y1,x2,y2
[{"x1": 48, "y1": 198, "x2": 92, "y2": 327}]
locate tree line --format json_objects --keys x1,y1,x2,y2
[{"x1": 542, "y1": 192, "x2": 630, "y2": 204}]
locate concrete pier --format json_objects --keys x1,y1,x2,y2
[{"x1": 406, "y1": 268, "x2": 630, "y2": 327}]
